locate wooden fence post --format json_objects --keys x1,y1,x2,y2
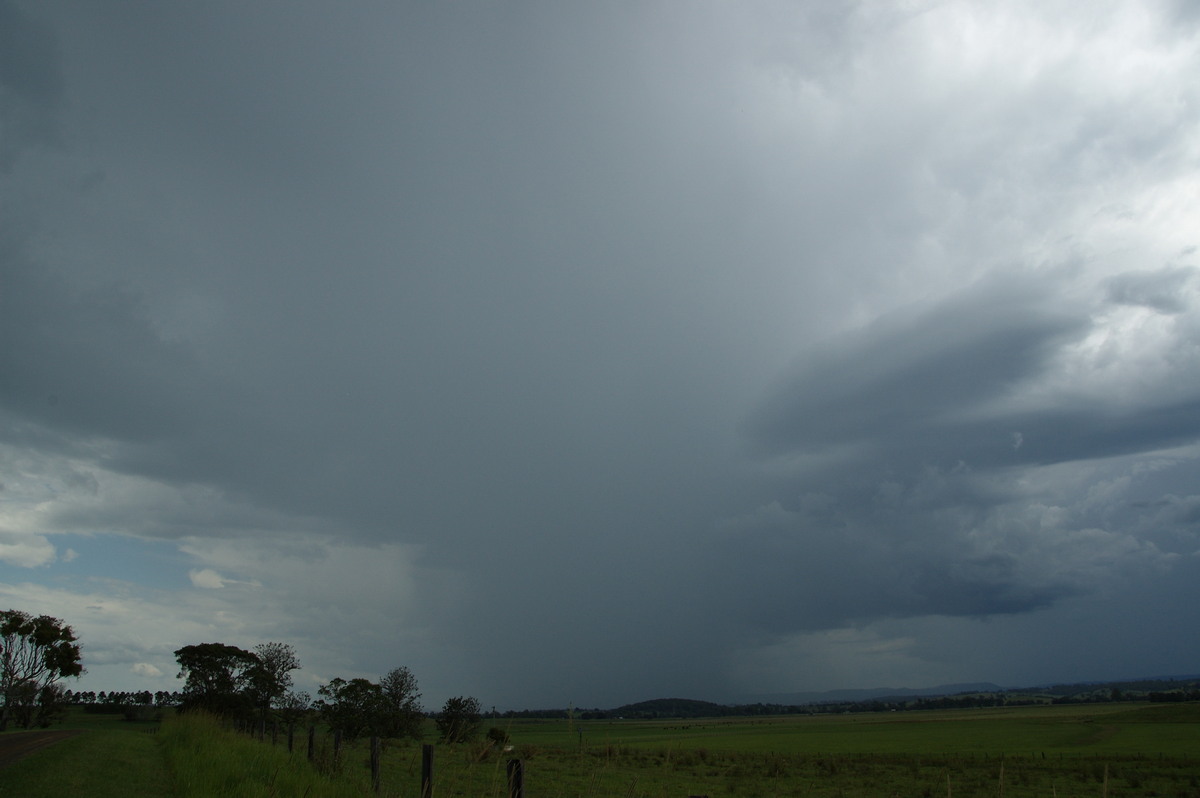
[
  {"x1": 507, "y1": 758, "x2": 524, "y2": 798},
  {"x1": 333, "y1": 729, "x2": 342, "y2": 763},
  {"x1": 370, "y1": 737, "x2": 381, "y2": 793},
  {"x1": 287, "y1": 724, "x2": 294, "y2": 753},
  {"x1": 421, "y1": 743, "x2": 434, "y2": 798},
  {"x1": 307, "y1": 726, "x2": 315, "y2": 762}
]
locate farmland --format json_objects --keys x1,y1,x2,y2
[
  {"x1": 3, "y1": 701, "x2": 1199, "y2": 796},
  {"x1": 408, "y1": 702, "x2": 1200, "y2": 796}
]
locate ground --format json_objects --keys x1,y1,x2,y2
[{"x1": 0, "y1": 730, "x2": 81, "y2": 768}]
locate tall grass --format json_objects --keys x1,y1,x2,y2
[{"x1": 159, "y1": 712, "x2": 372, "y2": 797}]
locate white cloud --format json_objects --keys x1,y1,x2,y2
[
  {"x1": 0, "y1": 528, "x2": 56, "y2": 567},
  {"x1": 131, "y1": 662, "x2": 162, "y2": 678},
  {"x1": 188, "y1": 568, "x2": 226, "y2": 589}
]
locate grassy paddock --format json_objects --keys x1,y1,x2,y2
[
  {"x1": 4, "y1": 702, "x2": 1199, "y2": 796},
  {"x1": 297, "y1": 702, "x2": 1200, "y2": 797},
  {"x1": 0, "y1": 724, "x2": 170, "y2": 797}
]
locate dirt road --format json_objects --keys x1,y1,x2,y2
[{"x1": 0, "y1": 730, "x2": 82, "y2": 768}]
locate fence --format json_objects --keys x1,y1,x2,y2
[
  {"x1": 232, "y1": 719, "x2": 719, "y2": 797},
  {"x1": 234, "y1": 720, "x2": 539, "y2": 797}
]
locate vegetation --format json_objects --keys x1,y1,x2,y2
[
  {"x1": 436, "y1": 694, "x2": 483, "y2": 743},
  {"x1": 157, "y1": 711, "x2": 371, "y2": 797},
  {"x1": 315, "y1": 666, "x2": 423, "y2": 741},
  {"x1": 4, "y1": 700, "x2": 1200, "y2": 796},
  {"x1": 0, "y1": 609, "x2": 84, "y2": 731},
  {"x1": 174, "y1": 642, "x2": 261, "y2": 717},
  {"x1": 247, "y1": 641, "x2": 300, "y2": 721},
  {"x1": 6, "y1": 607, "x2": 1200, "y2": 795},
  {"x1": 0, "y1": 714, "x2": 171, "y2": 797}
]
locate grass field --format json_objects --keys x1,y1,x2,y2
[{"x1": 1, "y1": 702, "x2": 1198, "y2": 796}]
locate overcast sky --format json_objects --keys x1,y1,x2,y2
[{"x1": 2, "y1": 0, "x2": 1199, "y2": 710}]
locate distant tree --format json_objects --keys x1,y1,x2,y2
[
  {"x1": 174, "y1": 642, "x2": 260, "y2": 717},
  {"x1": 437, "y1": 695, "x2": 483, "y2": 743},
  {"x1": 0, "y1": 610, "x2": 84, "y2": 731},
  {"x1": 379, "y1": 666, "x2": 424, "y2": 739},
  {"x1": 249, "y1": 642, "x2": 300, "y2": 719}
]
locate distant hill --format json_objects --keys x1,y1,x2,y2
[
  {"x1": 611, "y1": 698, "x2": 728, "y2": 718},
  {"x1": 750, "y1": 682, "x2": 1004, "y2": 706},
  {"x1": 498, "y1": 674, "x2": 1200, "y2": 720},
  {"x1": 1010, "y1": 675, "x2": 1200, "y2": 697},
  {"x1": 608, "y1": 685, "x2": 1007, "y2": 719}
]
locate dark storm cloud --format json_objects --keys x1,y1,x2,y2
[
  {"x1": 1105, "y1": 266, "x2": 1197, "y2": 314},
  {"x1": 0, "y1": 254, "x2": 202, "y2": 447},
  {"x1": 746, "y1": 276, "x2": 1088, "y2": 460},
  {"x1": 706, "y1": 468, "x2": 1086, "y2": 634},
  {"x1": 748, "y1": 273, "x2": 1200, "y2": 470},
  {"x1": 720, "y1": 266, "x2": 1200, "y2": 637},
  {"x1": 0, "y1": 0, "x2": 62, "y2": 169},
  {"x1": 3, "y1": 0, "x2": 1200, "y2": 705}
]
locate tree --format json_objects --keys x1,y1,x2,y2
[
  {"x1": 7, "y1": 682, "x2": 69, "y2": 729},
  {"x1": 0, "y1": 610, "x2": 84, "y2": 731},
  {"x1": 276, "y1": 690, "x2": 312, "y2": 731},
  {"x1": 249, "y1": 642, "x2": 300, "y2": 719},
  {"x1": 317, "y1": 667, "x2": 424, "y2": 741},
  {"x1": 174, "y1": 642, "x2": 260, "y2": 717},
  {"x1": 317, "y1": 677, "x2": 385, "y2": 740},
  {"x1": 379, "y1": 666, "x2": 424, "y2": 739},
  {"x1": 436, "y1": 695, "x2": 482, "y2": 743}
]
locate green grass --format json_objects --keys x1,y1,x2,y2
[
  {"x1": 160, "y1": 712, "x2": 380, "y2": 797},
  {"x1": 4, "y1": 702, "x2": 1200, "y2": 796},
  {"x1": 0, "y1": 725, "x2": 172, "y2": 797}
]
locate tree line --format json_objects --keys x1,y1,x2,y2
[
  {"x1": 0, "y1": 608, "x2": 484, "y2": 743},
  {"x1": 172, "y1": 640, "x2": 484, "y2": 742}
]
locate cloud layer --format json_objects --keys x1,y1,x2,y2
[{"x1": 2, "y1": 0, "x2": 1199, "y2": 707}]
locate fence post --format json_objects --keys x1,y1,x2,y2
[
  {"x1": 271, "y1": 721, "x2": 278, "y2": 746},
  {"x1": 421, "y1": 743, "x2": 434, "y2": 798},
  {"x1": 307, "y1": 726, "x2": 315, "y2": 762},
  {"x1": 333, "y1": 729, "x2": 342, "y2": 763},
  {"x1": 287, "y1": 724, "x2": 294, "y2": 753},
  {"x1": 507, "y1": 758, "x2": 524, "y2": 798},
  {"x1": 371, "y1": 736, "x2": 381, "y2": 793}
]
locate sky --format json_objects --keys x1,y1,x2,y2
[{"x1": 1, "y1": 0, "x2": 1199, "y2": 711}]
